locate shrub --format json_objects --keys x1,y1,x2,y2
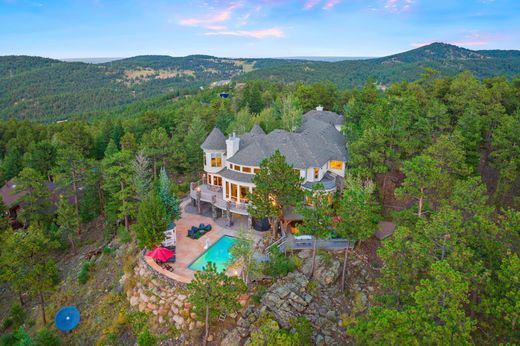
[
  {"x1": 252, "y1": 286, "x2": 267, "y2": 305},
  {"x1": 8, "y1": 304, "x2": 26, "y2": 328},
  {"x1": 290, "y1": 317, "x2": 313, "y2": 345},
  {"x1": 117, "y1": 226, "x2": 132, "y2": 244},
  {"x1": 77, "y1": 260, "x2": 95, "y2": 284},
  {"x1": 263, "y1": 247, "x2": 297, "y2": 278},
  {"x1": 102, "y1": 246, "x2": 114, "y2": 255},
  {"x1": 34, "y1": 328, "x2": 62, "y2": 346},
  {"x1": 137, "y1": 328, "x2": 157, "y2": 346},
  {"x1": 1, "y1": 318, "x2": 13, "y2": 331}
]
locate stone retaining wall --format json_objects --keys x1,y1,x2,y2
[{"x1": 123, "y1": 255, "x2": 201, "y2": 331}]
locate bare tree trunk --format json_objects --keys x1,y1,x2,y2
[
  {"x1": 341, "y1": 247, "x2": 349, "y2": 291},
  {"x1": 310, "y1": 237, "x2": 317, "y2": 279},
  {"x1": 39, "y1": 291, "x2": 46, "y2": 325},
  {"x1": 203, "y1": 304, "x2": 209, "y2": 346},
  {"x1": 98, "y1": 184, "x2": 105, "y2": 218},
  {"x1": 120, "y1": 181, "x2": 130, "y2": 231},
  {"x1": 72, "y1": 170, "x2": 81, "y2": 235},
  {"x1": 69, "y1": 234, "x2": 77, "y2": 255},
  {"x1": 418, "y1": 194, "x2": 423, "y2": 217}
]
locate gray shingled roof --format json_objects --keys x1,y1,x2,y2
[
  {"x1": 201, "y1": 127, "x2": 226, "y2": 151},
  {"x1": 250, "y1": 124, "x2": 266, "y2": 135},
  {"x1": 303, "y1": 110, "x2": 344, "y2": 126},
  {"x1": 302, "y1": 172, "x2": 337, "y2": 190},
  {"x1": 203, "y1": 110, "x2": 347, "y2": 169},
  {"x1": 228, "y1": 117, "x2": 346, "y2": 169},
  {"x1": 219, "y1": 168, "x2": 254, "y2": 184}
]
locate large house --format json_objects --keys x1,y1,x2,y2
[{"x1": 191, "y1": 107, "x2": 347, "y2": 227}]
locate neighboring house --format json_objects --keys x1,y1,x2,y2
[
  {"x1": 0, "y1": 179, "x2": 61, "y2": 228},
  {"x1": 191, "y1": 106, "x2": 347, "y2": 226}
]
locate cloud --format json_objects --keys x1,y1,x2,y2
[
  {"x1": 322, "y1": 0, "x2": 340, "y2": 10},
  {"x1": 384, "y1": 0, "x2": 414, "y2": 13},
  {"x1": 411, "y1": 41, "x2": 433, "y2": 47},
  {"x1": 204, "y1": 27, "x2": 285, "y2": 38},
  {"x1": 304, "y1": 0, "x2": 321, "y2": 9},
  {"x1": 179, "y1": 2, "x2": 242, "y2": 29}
]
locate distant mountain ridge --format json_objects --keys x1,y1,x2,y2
[
  {"x1": 1, "y1": 43, "x2": 518, "y2": 121},
  {"x1": 236, "y1": 42, "x2": 520, "y2": 88}
]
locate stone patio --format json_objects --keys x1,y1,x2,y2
[{"x1": 146, "y1": 199, "x2": 264, "y2": 283}]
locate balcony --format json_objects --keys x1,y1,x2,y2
[{"x1": 190, "y1": 182, "x2": 250, "y2": 216}]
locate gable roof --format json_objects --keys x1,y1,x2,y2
[
  {"x1": 201, "y1": 127, "x2": 226, "y2": 151},
  {"x1": 227, "y1": 111, "x2": 347, "y2": 169},
  {"x1": 303, "y1": 110, "x2": 344, "y2": 126},
  {"x1": 250, "y1": 124, "x2": 266, "y2": 135}
]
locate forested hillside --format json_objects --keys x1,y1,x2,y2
[
  {"x1": 0, "y1": 73, "x2": 519, "y2": 344},
  {"x1": 0, "y1": 55, "x2": 305, "y2": 121},
  {"x1": 237, "y1": 42, "x2": 520, "y2": 88},
  {"x1": 1, "y1": 43, "x2": 518, "y2": 122}
]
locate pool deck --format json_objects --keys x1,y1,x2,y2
[{"x1": 145, "y1": 199, "x2": 264, "y2": 283}]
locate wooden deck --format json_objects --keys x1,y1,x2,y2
[{"x1": 190, "y1": 183, "x2": 250, "y2": 216}]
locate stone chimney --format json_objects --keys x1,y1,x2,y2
[
  {"x1": 226, "y1": 132, "x2": 240, "y2": 158},
  {"x1": 316, "y1": 105, "x2": 324, "y2": 111}
]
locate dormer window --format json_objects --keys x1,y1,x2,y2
[
  {"x1": 211, "y1": 153, "x2": 222, "y2": 168},
  {"x1": 329, "y1": 161, "x2": 343, "y2": 170},
  {"x1": 314, "y1": 168, "x2": 319, "y2": 179}
]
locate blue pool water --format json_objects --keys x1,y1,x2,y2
[{"x1": 188, "y1": 236, "x2": 237, "y2": 272}]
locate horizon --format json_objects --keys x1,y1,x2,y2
[{"x1": 1, "y1": 0, "x2": 519, "y2": 59}]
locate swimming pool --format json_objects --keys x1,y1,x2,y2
[{"x1": 188, "y1": 235, "x2": 237, "y2": 272}]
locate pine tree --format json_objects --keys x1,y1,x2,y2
[
  {"x1": 102, "y1": 142, "x2": 137, "y2": 231},
  {"x1": 187, "y1": 262, "x2": 246, "y2": 345},
  {"x1": 296, "y1": 183, "x2": 333, "y2": 278},
  {"x1": 336, "y1": 176, "x2": 381, "y2": 289},
  {"x1": 53, "y1": 147, "x2": 89, "y2": 234},
  {"x1": 248, "y1": 150, "x2": 303, "y2": 237},
  {"x1": 133, "y1": 192, "x2": 168, "y2": 249},
  {"x1": 56, "y1": 196, "x2": 79, "y2": 254},
  {"x1": 13, "y1": 167, "x2": 53, "y2": 226},
  {"x1": 133, "y1": 150, "x2": 152, "y2": 201},
  {"x1": 158, "y1": 167, "x2": 181, "y2": 221}
]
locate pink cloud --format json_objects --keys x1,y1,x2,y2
[
  {"x1": 384, "y1": 0, "x2": 414, "y2": 13},
  {"x1": 304, "y1": 0, "x2": 321, "y2": 9},
  {"x1": 204, "y1": 27, "x2": 285, "y2": 38},
  {"x1": 411, "y1": 41, "x2": 434, "y2": 47},
  {"x1": 179, "y1": 2, "x2": 242, "y2": 29},
  {"x1": 322, "y1": 0, "x2": 340, "y2": 9}
]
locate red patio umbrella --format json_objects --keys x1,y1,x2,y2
[{"x1": 145, "y1": 247, "x2": 175, "y2": 262}]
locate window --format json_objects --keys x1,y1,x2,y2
[
  {"x1": 242, "y1": 166, "x2": 252, "y2": 173},
  {"x1": 329, "y1": 160, "x2": 343, "y2": 170},
  {"x1": 207, "y1": 174, "x2": 212, "y2": 185},
  {"x1": 240, "y1": 186, "x2": 249, "y2": 202},
  {"x1": 225, "y1": 181, "x2": 230, "y2": 199},
  {"x1": 214, "y1": 176, "x2": 222, "y2": 186},
  {"x1": 254, "y1": 168, "x2": 261, "y2": 174},
  {"x1": 314, "y1": 168, "x2": 319, "y2": 179},
  {"x1": 203, "y1": 153, "x2": 207, "y2": 166},
  {"x1": 230, "y1": 183, "x2": 238, "y2": 201},
  {"x1": 210, "y1": 153, "x2": 222, "y2": 167}
]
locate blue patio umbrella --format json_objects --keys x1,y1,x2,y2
[{"x1": 54, "y1": 306, "x2": 80, "y2": 332}]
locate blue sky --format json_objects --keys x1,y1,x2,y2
[{"x1": 0, "y1": 0, "x2": 519, "y2": 58}]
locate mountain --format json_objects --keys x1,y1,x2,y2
[
  {"x1": 0, "y1": 55, "x2": 305, "y2": 121},
  {"x1": 1, "y1": 43, "x2": 518, "y2": 121},
  {"x1": 236, "y1": 43, "x2": 520, "y2": 88}
]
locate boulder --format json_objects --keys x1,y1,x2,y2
[
  {"x1": 129, "y1": 296, "x2": 139, "y2": 306},
  {"x1": 313, "y1": 256, "x2": 341, "y2": 286},
  {"x1": 220, "y1": 329, "x2": 241, "y2": 346}
]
